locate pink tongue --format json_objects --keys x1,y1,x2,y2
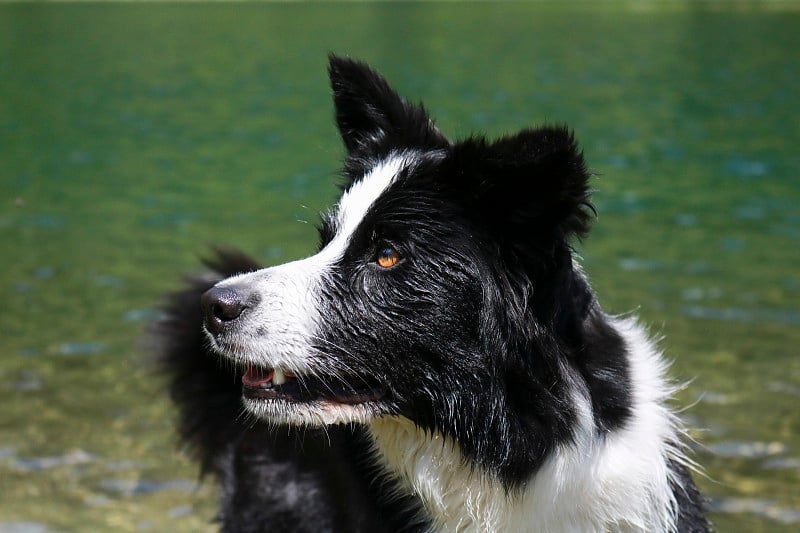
[{"x1": 242, "y1": 365, "x2": 274, "y2": 388}]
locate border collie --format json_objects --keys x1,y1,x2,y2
[{"x1": 157, "y1": 56, "x2": 708, "y2": 532}]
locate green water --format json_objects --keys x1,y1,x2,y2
[{"x1": 1, "y1": 3, "x2": 798, "y2": 532}]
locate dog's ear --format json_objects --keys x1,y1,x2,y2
[
  {"x1": 328, "y1": 55, "x2": 449, "y2": 161},
  {"x1": 452, "y1": 126, "x2": 594, "y2": 252}
]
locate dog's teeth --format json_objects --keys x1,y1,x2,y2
[
  {"x1": 259, "y1": 381, "x2": 272, "y2": 389},
  {"x1": 273, "y1": 368, "x2": 287, "y2": 386}
]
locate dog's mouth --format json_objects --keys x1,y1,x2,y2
[{"x1": 242, "y1": 365, "x2": 386, "y2": 406}]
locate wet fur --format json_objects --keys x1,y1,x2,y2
[{"x1": 155, "y1": 56, "x2": 708, "y2": 532}]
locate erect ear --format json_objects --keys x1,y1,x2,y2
[
  {"x1": 328, "y1": 54, "x2": 449, "y2": 160},
  {"x1": 451, "y1": 126, "x2": 594, "y2": 253}
]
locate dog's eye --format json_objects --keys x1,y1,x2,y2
[{"x1": 375, "y1": 245, "x2": 400, "y2": 269}]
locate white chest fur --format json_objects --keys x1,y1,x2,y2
[{"x1": 367, "y1": 319, "x2": 688, "y2": 533}]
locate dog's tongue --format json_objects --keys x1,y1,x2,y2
[{"x1": 242, "y1": 365, "x2": 273, "y2": 388}]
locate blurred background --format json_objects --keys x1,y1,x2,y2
[{"x1": 1, "y1": 2, "x2": 798, "y2": 532}]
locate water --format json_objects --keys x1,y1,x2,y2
[{"x1": 1, "y1": 3, "x2": 798, "y2": 531}]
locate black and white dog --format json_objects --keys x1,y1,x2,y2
[{"x1": 158, "y1": 56, "x2": 708, "y2": 532}]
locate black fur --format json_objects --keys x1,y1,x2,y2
[
  {"x1": 155, "y1": 56, "x2": 709, "y2": 532},
  {"x1": 670, "y1": 459, "x2": 712, "y2": 533},
  {"x1": 318, "y1": 57, "x2": 628, "y2": 486}
]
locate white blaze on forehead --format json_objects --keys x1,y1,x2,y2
[{"x1": 329, "y1": 154, "x2": 410, "y2": 251}]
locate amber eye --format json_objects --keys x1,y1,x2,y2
[{"x1": 376, "y1": 245, "x2": 400, "y2": 268}]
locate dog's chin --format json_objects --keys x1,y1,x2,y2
[
  {"x1": 240, "y1": 364, "x2": 389, "y2": 426},
  {"x1": 242, "y1": 395, "x2": 387, "y2": 426}
]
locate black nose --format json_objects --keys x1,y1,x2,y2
[{"x1": 201, "y1": 286, "x2": 247, "y2": 335}]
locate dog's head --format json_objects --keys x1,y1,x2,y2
[{"x1": 202, "y1": 56, "x2": 595, "y2": 452}]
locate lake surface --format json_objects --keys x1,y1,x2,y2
[{"x1": 1, "y1": 3, "x2": 798, "y2": 532}]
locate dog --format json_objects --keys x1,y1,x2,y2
[{"x1": 156, "y1": 55, "x2": 709, "y2": 532}]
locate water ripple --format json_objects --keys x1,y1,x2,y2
[
  {"x1": 711, "y1": 497, "x2": 800, "y2": 524},
  {"x1": 767, "y1": 382, "x2": 800, "y2": 397},
  {"x1": 681, "y1": 305, "x2": 800, "y2": 325},
  {"x1": 56, "y1": 342, "x2": 107, "y2": 356},
  {"x1": 98, "y1": 479, "x2": 198, "y2": 497},
  {"x1": 762, "y1": 457, "x2": 800, "y2": 470},
  {"x1": 122, "y1": 309, "x2": 164, "y2": 323},
  {"x1": 0, "y1": 523, "x2": 63, "y2": 533},
  {"x1": 724, "y1": 156, "x2": 771, "y2": 178},
  {"x1": 708, "y1": 440, "x2": 786, "y2": 459},
  {"x1": 9, "y1": 450, "x2": 95, "y2": 472}
]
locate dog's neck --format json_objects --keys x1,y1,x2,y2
[
  {"x1": 368, "y1": 416, "x2": 504, "y2": 531},
  {"x1": 368, "y1": 418, "x2": 677, "y2": 533},
  {"x1": 366, "y1": 320, "x2": 685, "y2": 533}
]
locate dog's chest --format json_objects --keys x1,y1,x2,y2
[
  {"x1": 366, "y1": 416, "x2": 675, "y2": 533},
  {"x1": 368, "y1": 417, "x2": 515, "y2": 532}
]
